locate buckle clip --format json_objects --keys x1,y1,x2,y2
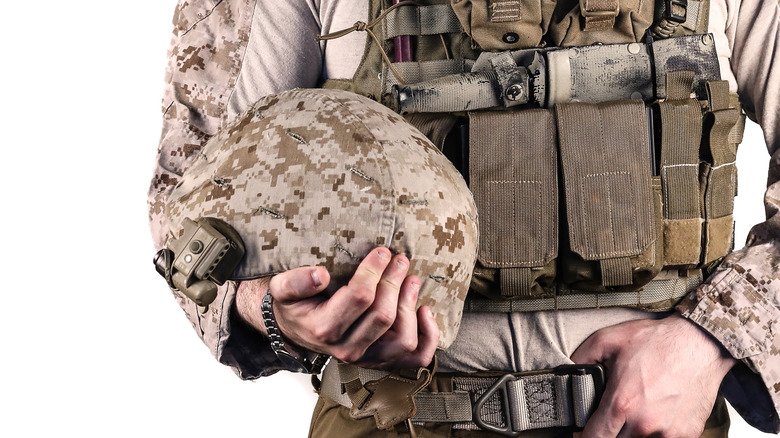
[
  {"x1": 664, "y1": 0, "x2": 688, "y2": 23},
  {"x1": 472, "y1": 364, "x2": 606, "y2": 437}
]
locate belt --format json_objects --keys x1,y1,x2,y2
[{"x1": 319, "y1": 360, "x2": 606, "y2": 436}]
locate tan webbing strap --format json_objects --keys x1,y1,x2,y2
[
  {"x1": 701, "y1": 81, "x2": 741, "y2": 263},
  {"x1": 658, "y1": 71, "x2": 703, "y2": 265},
  {"x1": 385, "y1": 4, "x2": 463, "y2": 39},
  {"x1": 469, "y1": 110, "x2": 559, "y2": 297},
  {"x1": 557, "y1": 101, "x2": 655, "y2": 287},
  {"x1": 579, "y1": 0, "x2": 620, "y2": 31},
  {"x1": 412, "y1": 392, "x2": 473, "y2": 422},
  {"x1": 464, "y1": 269, "x2": 703, "y2": 312},
  {"x1": 338, "y1": 361, "x2": 436, "y2": 430},
  {"x1": 600, "y1": 258, "x2": 633, "y2": 286},
  {"x1": 338, "y1": 360, "x2": 372, "y2": 409}
]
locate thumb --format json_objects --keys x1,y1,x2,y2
[
  {"x1": 571, "y1": 332, "x2": 607, "y2": 365},
  {"x1": 270, "y1": 266, "x2": 330, "y2": 303}
]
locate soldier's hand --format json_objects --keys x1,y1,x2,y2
[
  {"x1": 571, "y1": 314, "x2": 736, "y2": 438},
  {"x1": 236, "y1": 247, "x2": 439, "y2": 370}
]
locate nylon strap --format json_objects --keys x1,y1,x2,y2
[
  {"x1": 580, "y1": 0, "x2": 619, "y2": 31},
  {"x1": 321, "y1": 363, "x2": 602, "y2": 432},
  {"x1": 557, "y1": 100, "x2": 655, "y2": 287},
  {"x1": 385, "y1": 4, "x2": 463, "y2": 39},
  {"x1": 701, "y1": 81, "x2": 741, "y2": 263},
  {"x1": 463, "y1": 270, "x2": 702, "y2": 312},
  {"x1": 338, "y1": 360, "x2": 372, "y2": 409},
  {"x1": 658, "y1": 71, "x2": 703, "y2": 265}
]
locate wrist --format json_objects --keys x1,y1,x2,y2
[
  {"x1": 261, "y1": 288, "x2": 328, "y2": 374},
  {"x1": 670, "y1": 313, "x2": 736, "y2": 376},
  {"x1": 235, "y1": 279, "x2": 271, "y2": 337}
]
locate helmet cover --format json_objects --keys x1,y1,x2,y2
[{"x1": 165, "y1": 88, "x2": 478, "y2": 348}]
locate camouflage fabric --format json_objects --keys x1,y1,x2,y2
[
  {"x1": 165, "y1": 88, "x2": 479, "y2": 348},
  {"x1": 147, "y1": 0, "x2": 259, "y2": 375},
  {"x1": 148, "y1": 0, "x2": 780, "y2": 432}
]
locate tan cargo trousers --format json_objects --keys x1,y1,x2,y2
[{"x1": 309, "y1": 392, "x2": 730, "y2": 438}]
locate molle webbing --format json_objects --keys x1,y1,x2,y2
[
  {"x1": 464, "y1": 270, "x2": 703, "y2": 312},
  {"x1": 702, "y1": 81, "x2": 744, "y2": 263},
  {"x1": 384, "y1": 3, "x2": 462, "y2": 38},
  {"x1": 580, "y1": 0, "x2": 621, "y2": 31},
  {"x1": 659, "y1": 71, "x2": 704, "y2": 266}
]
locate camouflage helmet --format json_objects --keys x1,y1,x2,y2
[{"x1": 165, "y1": 88, "x2": 478, "y2": 348}]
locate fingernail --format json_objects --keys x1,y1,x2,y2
[
  {"x1": 311, "y1": 270, "x2": 322, "y2": 287},
  {"x1": 375, "y1": 248, "x2": 389, "y2": 262},
  {"x1": 427, "y1": 308, "x2": 433, "y2": 319}
]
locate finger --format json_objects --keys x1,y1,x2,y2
[
  {"x1": 388, "y1": 274, "x2": 421, "y2": 352},
  {"x1": 571, "y1": 333, "x2": 600, "y2": 365},
  {"x1": 270, "y1": 266, "x2": 330, "y2": 303},
  {"x1": 340, "y1": 254, "x2": 411, "y2": 353},
  {"x1": 357, "y1": 304, "x2": 439, "y2": 370},
  {"x1": 579, "y1": 385, "x2": 626, "y2": 438},
  {"x1": 409, "y1": 305, "x2": 439, "y2": 367},
  {"x1": 324, "y1": 247, "x2": 393, "y2": 330}
]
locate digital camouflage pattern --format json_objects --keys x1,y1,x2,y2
[
  {"x1": 148, "y1": 0, "x2": 255, "y2": 368},
  {"x1": 165, "y1": 88, "x2": 479, "y2": 348},
  {"x1": 148, "y1": 0, "x2": 780, "y2": 432}
]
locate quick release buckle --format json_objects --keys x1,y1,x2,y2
[
  {"x1": 473, "y1": 364, "x2": 606, "y2": 437},
  {"x1": 665, "y1": 0, "x2": 688, "y2": 24}
]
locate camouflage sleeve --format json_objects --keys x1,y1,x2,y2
[
  {"x1": 148, "y1": 0, "x2": 300, "y2": 379},
  {"x1": 677, "y1": 0, "x2": 780, "y2": 432}
]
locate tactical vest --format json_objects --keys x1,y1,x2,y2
[{"x1": 320, "y1": 0, "x2": 746, "y2": 313}]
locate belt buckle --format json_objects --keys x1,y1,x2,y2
[
  {"x1": 664, "y1": 0, "x2": 688, "y2": 23},
  {"x1": 554, "y1": 363, "x2": 606, "y2": 408},
  {"x1": 472, "y1": 364, "x2": 606, "y2": 437}
]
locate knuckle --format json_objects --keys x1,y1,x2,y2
[
  {"x1": 371, "y1": 308, "x2": 396, "y2": 328},
  {"x1": 311, "y1": 324, "x2": 340, "y2": 345},
  {"x1": 333, "y1": 348, "x2": 361, "y2": 364},
  {"x1": 349, "y1": 286, "x2": 375, "y2": 307},
  {"x1": 611, "y1": 394, "x2": 635, "y2": 418},
  {"x1": 399, "y1": 336, "x2": 418, "y2": 354}
]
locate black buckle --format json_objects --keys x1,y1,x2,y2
[
  {"x1": 665, "y1": 0, "x2": 688, "y2": 24},
  {"x1": 472, "y1": 364, "x2": 606, "y2": 437}
]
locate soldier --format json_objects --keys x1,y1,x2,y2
[{"x1": 149, "y1": 0, "x2": 780, "y2": 437}]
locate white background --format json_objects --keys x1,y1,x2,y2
[{"x1": 0, "y1": 1, "x2": 775, "y2": 436}]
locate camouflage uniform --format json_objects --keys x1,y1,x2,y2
[{"x1": 148, "y1": 0, "x2": 780, "y2": 433}]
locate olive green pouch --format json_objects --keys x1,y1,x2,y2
[
  {"x1": 657, "y1": 71, "x2": 705, "y2": 266},
  {"x1": 451, "y1": 0, "x2": 555, "y2": 50},
  {"x1": 700, "y1": 81, "x2": 744, "y2": 264},
  {"x1": 468, "y1": 109, "x2": 559, "y2": 299},
  {"x1": 556, "y1": 99, "x2": 662, "y2": 291}
]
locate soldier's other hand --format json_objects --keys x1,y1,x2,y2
[
  {"x1": 570, "y1": 314, "x2": 736, "y2": 438},
  {"x1": 236, "y1": 247, "x2": 438, "y2": 370}
]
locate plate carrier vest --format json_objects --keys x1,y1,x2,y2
[{"x1": 319, "y1": 0, "x2": 746, "y2": 313}]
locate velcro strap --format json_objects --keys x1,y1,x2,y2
[
  {"x1": 580, "y1": 0, "x2": 619, "y2": 31},
  {"x1": 385, "y1": 4, "x2": 462, "y2": 39}
]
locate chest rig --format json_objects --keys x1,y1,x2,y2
[{"x1": 320, "y1": 0, "x2": 745, "y2": 313}]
